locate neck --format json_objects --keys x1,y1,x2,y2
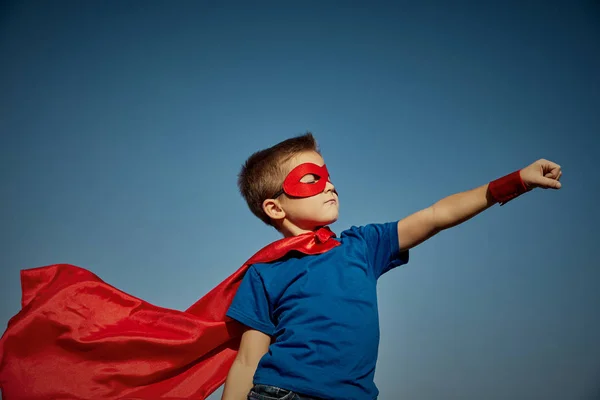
[
  {"x1": 279, "y1": 221, "x2": 324, "y2": 238},
  {"x1": 280, "y1": 225, "x2": 312, "y2": 238}
]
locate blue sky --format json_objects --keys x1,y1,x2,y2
[{"x1": 1, "y1": 1, "x2": 599, "y2": 399}]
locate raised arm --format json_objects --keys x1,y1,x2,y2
[
  {"x1": 221, "y1": 329, "x2": 271, "y2": 400},
  {"x1": 397, "y1": 159, "x2": 562, "y2": 251}
]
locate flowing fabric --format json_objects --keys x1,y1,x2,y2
[{"x1": 0, "y1": 227, "x2": 339, "y2": 399}]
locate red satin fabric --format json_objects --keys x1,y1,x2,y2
[{"x1": 0, "y1": 227, "x2": 340, "y2": 399}]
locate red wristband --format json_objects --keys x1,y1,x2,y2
[{"x1": 488, "y1": 170, "x2": 530, "y2": 205}]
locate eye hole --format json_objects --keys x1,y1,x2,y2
[{"x1": 300, "y1": 173, "x2": 320, "y2": 184}]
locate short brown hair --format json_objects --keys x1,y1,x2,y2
[{"x1": 238, "y1": 133, "x2": 319, "y2": 226}]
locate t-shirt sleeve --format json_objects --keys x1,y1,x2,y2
[
  {"x1": 358, "y1": 221, "x2": 409, "y2": 278},
  {"x1": 226, "y1": 265, "x2": 276, "y2": 336}
]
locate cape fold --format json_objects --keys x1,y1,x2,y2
[{"x1": 0, "y1": 227, "x2": 339, "y2": 399}]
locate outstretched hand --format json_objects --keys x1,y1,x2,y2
[{"x1": 520, "y1": 159, "x2": 562, "y2": 190}]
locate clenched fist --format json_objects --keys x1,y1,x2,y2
[{"x1": 520, "y1": 159, "x2": 562, "y2": 190}]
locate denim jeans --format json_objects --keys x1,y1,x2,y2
[{"x1": 247, "y1": 384, "x2": 322, "y2": 400}]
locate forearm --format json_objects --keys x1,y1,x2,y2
[
  {"x1": 221, "y1": 358, "x2": 257, "y2": 400},
  {"x1": 398, "y1": 163, "x2": 559, "y2": 251},
  {"x1": 431, "y1": 183, "x2": 495, "y2": 231}
]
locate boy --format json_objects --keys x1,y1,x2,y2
[{"x1": 221, "y1": 133, "x2": 562, "y2": 400}]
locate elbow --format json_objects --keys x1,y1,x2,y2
[
  {"x1": 430, "y1": 203, "x2": 454, "y2": 231},
  {"x1": 234, "y1": 352, "x2": 257, "y2": 369},
  {"x1": 235, "y1": 342, "x2": 269, "y2": 369}
]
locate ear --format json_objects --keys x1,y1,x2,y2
[{"x1": 262, "y1": 198, "x2": 286, "y2": 222}]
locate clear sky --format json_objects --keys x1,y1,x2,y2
[{"x1": 1, "y1": 1, "x2": 599, "y2": 399}]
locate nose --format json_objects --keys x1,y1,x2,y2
[{"x1": 324, "y1": 180, "x2": 336, "y2": 194}]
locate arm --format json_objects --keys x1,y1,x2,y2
[
  {"x1": 221, "y1": 328, "x2": 271, "y2": 400},
  {"x1": 397, "y1": 159, "x2": 562, "y2": 251}
]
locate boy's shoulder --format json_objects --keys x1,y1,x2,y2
[{"x1": 249, "y1": 251, "x2": 305, "y2": 274}]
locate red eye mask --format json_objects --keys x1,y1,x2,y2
[{"x1": 273, "y1": 163, "x2": 332, "y2": 198}]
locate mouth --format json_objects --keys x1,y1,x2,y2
[{"x1": 325, "y1": 198, "x2": 337, "y2": 205}]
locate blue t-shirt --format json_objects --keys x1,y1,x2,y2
[{"x1": 226, "y1": 222, "x2": 409, "y2": 399}]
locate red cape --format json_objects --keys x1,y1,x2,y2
[{"x1": 0, "y1": 227, "x2": 339, "y2": 399}]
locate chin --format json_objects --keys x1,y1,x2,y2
[{"x1": 322, "y1": 216, "x2": 338, "y2": 226}]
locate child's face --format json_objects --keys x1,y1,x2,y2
[{"x1": 276, "y1": 151, "x2": 339, "y2": 232}]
